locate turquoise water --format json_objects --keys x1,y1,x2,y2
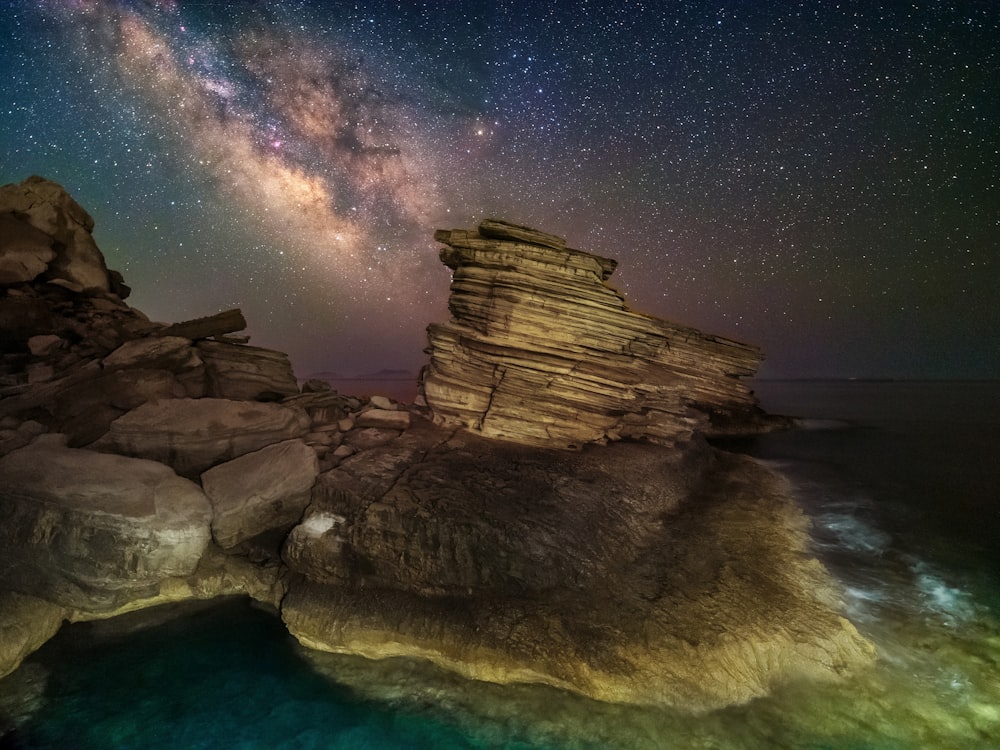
[{"x1": 2, "y1": 381, "x2": 999, "y2": 748}]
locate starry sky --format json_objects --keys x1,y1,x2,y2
[{"x1": 2, "y1": 1, "x2": 997, "y2": 379}]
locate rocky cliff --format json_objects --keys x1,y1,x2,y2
[
  {"x1": 421, "y1": 219, "x2": 783, "y2": 449},
  {"x1": 0, "y1": 177, "x2": 871, "y2": 714}
]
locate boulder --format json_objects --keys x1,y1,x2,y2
[
  {"x1": 91, "y1": 397, "x2": 311, "y2": 477},
  {"x1": 421, "y1": 220, "x2": 781, "y2": 449},
  {"x1": 201, "y1": 439, "x2": 319, "y2": 549},
  {"x1": 102, "y1": 336, "x2": 200, "y2": 372},
  {"x1": 0, "y1": 591, "x2": 68, "y2": 679},
  {"x1": 355, "y1": 408, "x2": 411, "y2": 430},
  {"x1": 197, "y1": 339, "x2": 300, "y2": 401},
  {"x1": 0, "y1": 176, "x2": 110, "y2": 292},
  {"x1": 0, "y1": 435, "x2": 212, "y2": 611},
  {"x1": 0, "y1": 213, "x2": 56, "y2": 285}
]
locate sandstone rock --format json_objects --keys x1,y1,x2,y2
[
  {"x1": 355, "y1": 408, "x2": 411, "y2": 430},
  {"x1": 157, "y1": 308, "x2": 247, "y2": 340},
  {"x1": 52, "y1": 368, "x2": 190, "y2": 446},
  {"x1": 281, "y1": 424, "x2": 875, "y2": 710},
  {"x1": 102, "y1": 336, "x2": 199, "y2": 372},
  {"x1": 0, "y1": 213, "x2": 56, "y2": 285},
  {"x1": 197, "y1": 339, "x2": 300, "y2": 401},
  {"x1": 342, "y1": 427, "x2": 400, "y2": 451},
  {"x1": 421, "y1": 220, "x2": 781, "y2": 449},
  {"x1": 27, "y1": 334, "x2": 63, "y2": 357},
  {"x1": 0, "y1": 176, "x2": 110, "y2": 292},
  {"x1": 0, "y1": 591, "x2": 67, "y2": 679},
  {"x1": 90, "y1": 397, "x2": 311, "y2": 477},
  {"x1": 477, "y1": 217, "x2": 573, "y2": 251},
  {"x1": 368, "y1": 395, "x2": 394, "y2": 410},
  {"x1": 301, "y1": 379, "x2": 333, "y2": 393},
  {"x1": 201, "y1": 439, "x2": 319, "y2": 549},
  {"x1": 0, "y1": 435, "x2": 212, "y2": 611},
  {"x1": 26, "y1": 362, "x2": 53, "y2": 384}
]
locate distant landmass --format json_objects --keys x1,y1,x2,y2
[{"x1": 306, "y1": 369, "x2": 417, "y2": 382}]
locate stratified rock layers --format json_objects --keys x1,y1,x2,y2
[{"x1": 421, "y1": 220, "x2": 770, "y2": 448}]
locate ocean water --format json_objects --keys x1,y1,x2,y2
[{"x1": 1, "y1": 380, "x2": 999, "y2": 749}]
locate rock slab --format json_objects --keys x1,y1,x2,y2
[
  {"x1": 0, "y1": 435, "x2": 212, "y2": 611},
  {"x1": 281, "y1": 423, "x2": 875, "y2": 710},
  {"x1": 91, "y1": 397, "x2": 311, "y2": 477},
  {"x1": 202, "y1": 439, "x2": 319, "y2": 549}
]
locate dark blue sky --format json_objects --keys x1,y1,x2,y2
[{"x1": 2, "y1": 1, "x2": 997, "y2": 378}]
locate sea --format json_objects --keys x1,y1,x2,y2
[{"x1": 1, "y1": 380, "x2": 998, "y2": 749}]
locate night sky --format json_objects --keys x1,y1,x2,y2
[{"x1": 2, "y1": 1, "x2": 997, "y2": 379}]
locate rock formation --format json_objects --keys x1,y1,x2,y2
[
  {"x1": 280, "y1": 423, "x2": 874, "y2": 709},
  {"x1": 421, "y1": 219, "x2": 782, "y2": 449},
  {"x1": 0, "y1": 177, "x2": 872, "y2": 714}
]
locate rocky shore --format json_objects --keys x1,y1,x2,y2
[{"x1": 0, "y1": 176, "x2": 872, "y2": 712}]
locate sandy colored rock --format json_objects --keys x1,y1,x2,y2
[
  {"x1": 0, "y1": 591, "x2": 67, "y2": 679},
  {"x1": 91, "y1": 397, "x2": 310, "y2": 477},
  {"x1": 421, "y1": 220, "x2": 783, "y2": 449},
  {"x1": 0, "y1": 435, "x2": 212, "y2": 611},
  {"x1": 355, "y1": 408, "x2": 410, "y2": 430},
  {"x1": 201, "y1": 439, "x2": 319, "y2": 549},
  {"x1": 27, "y1": 334, "x2": 63, "y2": 357},
  {"x1": 0, "y1": 176, "x2": 110, "y2": 292},
  {"x1": 281, "y1": 421, "x2": 874, "y2": 710},
  {"x1": 0, "y1": 213, "x2": 56, "y2": 285},
  {"x1": 102, "y1": 336, "x2": 199, "y2": 371},
  {"x1": 196, "y1": 339, "x2": 300, "y2": 401}
]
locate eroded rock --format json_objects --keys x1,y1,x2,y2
[
  {"x1": 0, "y1": 176, "x2": 110, "y2": 292},
  {"x1": 421, "y1": 220, "x2": 783, "y2": 449},
  {"x1": 281, "y1": 423, "x2": 875, "y2": 710},
  {"x1": 0, "y1": 591, "x2": 67, "y2": 680},
  {"x1": 0, "y1": 435, "x2": 212, "y2": 612},
  {"x1": 201, "y1": 439, "x2": 319, "y2": 549},
  {"x1": 90, "y1": 397, "x2": 311, "y2": 477}
]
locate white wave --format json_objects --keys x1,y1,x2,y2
[{"x1": 910, "y1": 560, "x2": 978, "y2": 627}]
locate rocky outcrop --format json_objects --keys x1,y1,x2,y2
[
  {"x1": 281, "y1": 425, "x2": 874, "y2": 709},
  {"x1": 91, "y1": 398, "x2": 311, "y2": 478},
  {"x1": 0, "y1": 175, "x2": 112, "y2": 293},
  {"x1": 421, "y1": 219, "x2": 782, "y2": 449},
  {"x1": 0, "y1": 177, "x2": 345, "y2": 675},
  {"x1": 0, "y1": 592, "x2": 67, "y2": 680},
  {"x1": 0, "y1": 179, "x2": 871, "y2": 714}
]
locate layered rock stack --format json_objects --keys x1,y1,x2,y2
[{"x1": 421, "y1": 219, "x2": 775, "y2": 449}]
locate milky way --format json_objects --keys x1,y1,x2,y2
[{"x1": 2, "y1": 1, "x2": 997, "y2": 378}]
